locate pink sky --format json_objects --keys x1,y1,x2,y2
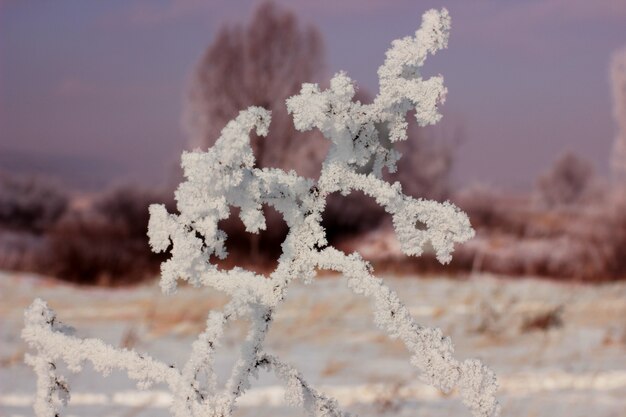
[{"x1": 1, "y1": 0, "x2": 625, "y2": 190}]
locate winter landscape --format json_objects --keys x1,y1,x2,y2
[
  {"x1": 2, "y1": 1, "x2": 626, "y2": 417},
  {"x1": 2, "y1": 271, "x2": 626, "y2": 417}
]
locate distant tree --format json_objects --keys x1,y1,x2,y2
[
  {"x1": 183, "y1": 1, "x2": 327, "y2": 258},
  {"x1": 611, "y1": 47, "x2": 626, "y2": 179},
  {"x1": 184, "y1": 1, "x2": 454, "y2": 253},
  {"x1": 184, "y1": 1, "x2": 326, "y2": 178},
  {"x1": 535, "y1": 151, "x2": 594, "y2": 208}
]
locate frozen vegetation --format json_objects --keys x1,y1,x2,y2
[
  {"x1": 19, "y1": 8, "x2": 503, "y2": 417},
  {"x1": 3, "y1": 271, "x2": 626, "y2": 417}
]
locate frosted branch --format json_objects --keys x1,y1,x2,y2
[
  {"x1": 257, "y1": 354, "x2": 350, "y2": 417},
  {"x1": 313, "y1": 248, "x2": 499, "y2": 417},
  {"x1": 24, "y1": 8, "x2": 499, "y2": 417}
]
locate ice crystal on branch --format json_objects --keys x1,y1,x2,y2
[{"x1": 23, "y1": 8, "x2": 499, "y2": 417}]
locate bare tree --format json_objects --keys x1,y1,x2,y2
[
  {"x1": 611, "y1": 47, "x2": 626, "y2": 179},
  {"x1": 535, "y1": 151, "x2": 595, "y2": 208},
  {"x1": 183, "y1": 1, "x2": 329, "y2": 260},
  {"x1": 183, "y1": 2, "x2": 454, "y2": 254},
  {"x1": 183, "y1": 1, "x2": 327, "y2": 178}
]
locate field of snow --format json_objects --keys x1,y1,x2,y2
[{"x1": 1, "y1": 271, "x2": 626, "y2": 417}]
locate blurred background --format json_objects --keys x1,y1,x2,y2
[
  {"x1": 2, "y1": 0, "x2": 626, "y2": 284},
  {"x1": 2, "y1": 2, "x2": 626, "y2": 417}
]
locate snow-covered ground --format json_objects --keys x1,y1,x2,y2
[{"x1": 1, "y1": 271, "x2": 625, "y2": 417}]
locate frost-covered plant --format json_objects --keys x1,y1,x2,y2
[{"x1": 22, "y1": 8, "x2": 499, "y2": 417}]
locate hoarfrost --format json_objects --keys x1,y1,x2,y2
[{"x1": 23, "y1": 8, "x2": 499, "y2": 417}]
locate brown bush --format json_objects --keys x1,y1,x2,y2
[
  {"x1": 0, "y1": 230, "x2": 47, "y2": 272},
  {"x1": 0, "y1": 173, "x2": 69, "y2": 273},
  {"x1": 0, "y1": 172, "x2": 68, "y2": 234},
  {"x1": 451, "y1": 183, "x2": 626, "y2": 281},
  {"x1": 46, "y1": 186, "x2": 172, "y2": 285},
  {"x1": 599, "y1": 191, "x2": 626, "y2": 278}
]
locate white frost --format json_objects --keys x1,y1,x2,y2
[{"x1": 23, "y1": 8, "x2": 498, "y2": 417}]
